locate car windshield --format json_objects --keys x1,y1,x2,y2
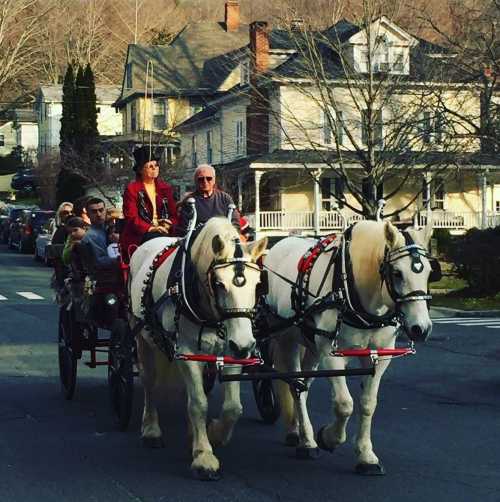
[
  {"x1": 31, "y1": 212, "x2": 55, "y2": 227},
  {"x1": 10, "y1": 208, "x2": 29, "y2": 220}
]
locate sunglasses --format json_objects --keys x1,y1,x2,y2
[
  {"x1": 197, "y1": 176, "x2": 213, "y2": 182},
  {"x1": 59, "y1": 210, "x2": 72, "y2": 216}
]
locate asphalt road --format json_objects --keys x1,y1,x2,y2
[{"x1": 0, "y1": 244, "x2": 499, "y2": 502}]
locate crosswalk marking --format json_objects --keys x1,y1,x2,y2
[
  {"x1": 15, "y1": 292, "x2": 45, "y2": 300},
  {"x1": 0, "y1": 295, "x2": 7, "y2": 300},
  {"x1": 433, "y1": 317, "x2": 500, "y2": 330}
]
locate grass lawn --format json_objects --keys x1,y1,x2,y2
[
  {"x1": 431, "y1": 274, "x2": 467, "y2": 290},
  {"x1": 431, "y1": 289, "x2": 500, "y2": 310}
]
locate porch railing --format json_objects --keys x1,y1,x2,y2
[{"x1": 246, "y1": 210, "x2": 500, "y2": 234}]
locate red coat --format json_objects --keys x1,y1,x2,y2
[{"x1": 120, "y1": 178, "x2": 178, "y2": 260}]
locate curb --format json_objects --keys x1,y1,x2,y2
[{"x1": 431, "y1": 306, "x2": 500, "y2": 318}]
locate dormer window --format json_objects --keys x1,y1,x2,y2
[{"x1": 240, "y1": 60, "x2": 250, "y2": 85}]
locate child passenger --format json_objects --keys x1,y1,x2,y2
[{"x1": 62, "y1": 216, "x2": 88, "y2": 266}]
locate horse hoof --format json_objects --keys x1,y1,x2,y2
[
  {"x1": 192, "y1": 466, "x2": 222, "y2": 481},
  {"x1": 141, "y1": 436, "x2": 164, "y2": 449},
  {"x1": 285, "y1": 432, "x2": 300, "y2": 447},
  {"x1": 355, "y1": 463, "x2": 386, "y2": 476},
  {"x1": 295, "y1": 446, "x2": 321, "y2": 460},
  {"x1": 316, "y1": 426, "x2": 334, "y2": 453}
]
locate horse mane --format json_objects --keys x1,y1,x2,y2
[{"x1": 190, "y1": 217, "x2": 240, "y2": 273}]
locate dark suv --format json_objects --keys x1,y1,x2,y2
[
  {"x1": 10, "y1": 210, "x2": 54, "y2": 253},
  {"x1": 11, "y1": 169, "x2": 37, "y2": 193},
  {"x1": 2, "y1": 206, "x2": 31, "y2": 244}
]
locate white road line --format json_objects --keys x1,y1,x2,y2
[
  {"x1": 0, "y1": 295, "x2": 7, "y2": 300},
  {"x1": 487, "y1": 326, "x2": 500, "y2": 329},
  {"x1": 16, "y1": 292, "x2": 44, "y2": 300},
  {"x1": 456, "y1": 322, "x2": 500, "y2": 327},
  {"x1": 433, "y1": 319, "x2": 500, "y2": 324}
]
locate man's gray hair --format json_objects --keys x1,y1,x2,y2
[{"x1": 194, "y1": 164, "x2": 215, "y2": 181}]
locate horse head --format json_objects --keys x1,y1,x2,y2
[
  {"x1": 192, "y1": 218, "x2": 267, "y2": 358},
  {"x1": 382, "y1": 221, "x2": 434, "y2": 342}
]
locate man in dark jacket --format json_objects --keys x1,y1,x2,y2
[{"x1": 175, "y1": 164, "x2": 240, "y2": 236}]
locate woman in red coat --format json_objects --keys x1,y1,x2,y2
[{"x1": 120, "y1": 146, "x2": 178, "y2": 261}]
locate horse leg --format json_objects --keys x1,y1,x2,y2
[
  {"x1": 208, "y1": 369, "x2": 242, "y2": 447},
  {"x1": 275, "y1": 338, "x2": 319, "y2": 457},
  {"x1": 354, "y1": 356, "x2": 392, "y2": 475},
  {"x1": 137, "y1": 333, "x2": 164, "y2": 448},
  {"x1": 316, "y1": 353, "x2": 354, "y2": 453},
  {"x1": 179, "y1": 361, "x2": 221, "y2": 481}
]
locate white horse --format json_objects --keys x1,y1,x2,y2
[
  {"x1": 264, "y1": 220, "x2": 434, "y2": 474},
  {"x1": 129, "y1": 218, "x2": 267, "y2": 480}
]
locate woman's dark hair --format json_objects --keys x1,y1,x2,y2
[
  {"x1": 65, "y1": 216, "x2": 87, "y2": 229},
  {"x1": 73, "y1": 196, "x2": 91, "y2": 218}
]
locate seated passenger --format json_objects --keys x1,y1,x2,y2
[
  {"x1": 81, "y1": 197, "x2": 118, "y2": 270},
  {"x1": 120, "y1": 146, "x2": 178, "y2": 261},
  {"x1": 62, "y1": 216, "x2": 88, "y2": 266},
  {"x1": 175, "y1": 164, "x2": 240, "y2": 236}
]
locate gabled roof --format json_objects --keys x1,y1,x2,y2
[
  {"x1": 38, "y1": 85, "x2": 121, "y2": 103},
  {"x1": 116, "y1": 21, "x2": 301, "y2": 107}
]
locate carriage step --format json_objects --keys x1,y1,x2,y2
[{"x1": 84, "y1": 361, "x2": 109, "y2": 368}]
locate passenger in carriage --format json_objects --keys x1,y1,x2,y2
[
  {"x1": 81, "y1": 197, "x2": 119, "y2": 270},
  {"x1": 174, "y1": 164, "x2": 240, "y2": 236},
  {"x1": 119, "y1": 146, "x2": 178, "y2": 260},
  {"x1": 61, "y1": 216, "x2": 88, "y2": 266}
]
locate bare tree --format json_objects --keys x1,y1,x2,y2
[{"x1": 248, "y1": 0, "x2": 475, "y2": 219}]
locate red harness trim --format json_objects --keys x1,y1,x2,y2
[
  {"x1": 297, "y1": 234, "x2": 338, "y2": 274},
  {"x1": 155, "y1": 245, "x2": 178, "y2": 268},
  {"x1": 174, "y1": 354, "x2": 263, "y2": 366},
  {"x1": 332, "y1": 347, "x2": 415, "y2": 357}
]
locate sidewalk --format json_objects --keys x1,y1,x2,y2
[{"x1": 431, "y1": 306, "x2": 500, "y2": 318}]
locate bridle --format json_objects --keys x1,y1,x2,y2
[
  {"x1": 379, "y1": 232, "x2": 435, "y2": 309},
  {"x1": 207, "y1": 238, "x2": 263, "y2": 320}
]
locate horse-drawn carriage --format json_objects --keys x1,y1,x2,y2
[{"x1": 55, "y1": 199, "x2": 442, "y2": 480}]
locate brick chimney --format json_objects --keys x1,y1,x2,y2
[
  {"x1": 225, "y1": 1, "x2": 240, "y2": 32},
  {"x1": 247, "y1": 21, "x2": 271, "y2": 155}
]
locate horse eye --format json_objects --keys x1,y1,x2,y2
[
  {"x1": 393, "y1": 269, "x2": 403, "y2": 279},
  {"x1": 214, "y1": 280, "x2": 225, "y2": 290}
]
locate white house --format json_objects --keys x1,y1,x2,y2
[
  {"x1": 11, "y1": 110, "x2": 38, "y2": 164},
  {"x1": 0, "y1": 121, "x2": 17, "y2": 157},
  {"x1": 35, "y1": 85, "x2": 123, "y2": 157}
]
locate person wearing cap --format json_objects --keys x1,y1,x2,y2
[
  {"x1": 175, "y1": 164, "x2": 240, "y2": 236},
  {"x1": 119, "y1": 146, "x2": 178, "y2": 261}
]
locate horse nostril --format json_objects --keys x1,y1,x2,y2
[
  {"x1": 410, "y1": 325, "x2": 423, "y2": 340},
  {"x1": 228, "y1": 340, "x2": 254, "y2": 359}
]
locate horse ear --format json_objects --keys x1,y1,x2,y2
[
  {"x1": 384, "y1": 221, "x2": 399, "y2": 249},
  {"x1": 212, "y1": 235, "x2": 225, "y2": 256},
  {"x1": 248, "y1": 237, "x2": 268, "y2": 261}
]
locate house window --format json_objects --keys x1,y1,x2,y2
[
  {"x1": 240, "y1": 60, "x2": 250, "y2": 85},
  {"x1": 153, "y1": 99, "x2": 167, "y2": 130},
  {"x1": 424, "y1": 177, "x2": 445, "y2": 209},
  {"x1": 361, "y1": 109, "x2": 383, "y2": 146},
  {"x1": 191, "y1": 135, "x2": 197, "y2": 167},
  {"x1": 321, "y1": 177, "x2": 344, "y2": 210},
  {"x1": 496, "y1": 200, "x2": 500, "y2": 213},
  {"x1": 0, "y1": 135, "x2": 4, "y2": 147},
  {"x1": 130, "y1": 102, "x2": 137, "y2": 131},
  {"x1": 420, "y1": 111, "x2": 444, "y2": 144},
  {"x1": 206, "y1": 130, "x2": 213, "y2": 164},
  {"x1": 236, "y1": 120, "x2": 244, "y2": 156},
  {"x1": 374, "y1": 35, "x2": 390, "y2": 72},
  {"x1": 393, "y1": 50, "x2": 405, "y2": 72},
  {"x1": 323, "y1": 109, "x2": 344, "y2": 146},
  {"x1": 126, "y1": 63, "x2": 133, "y2": 89}
]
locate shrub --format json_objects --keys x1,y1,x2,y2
[
  {"x1": 433, "y1": 228, "x2": 455, "y2": 257},
  {"x1": 448, "y1": 226, "x2": 500, "y2": 295}
]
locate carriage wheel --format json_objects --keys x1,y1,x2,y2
[
  {"x1": 58, "y1": 307, "x2": 77, "y2": 400},
  {"x1": 252, "y1": 379, "x2": 281, "y2": 425},
  {"x1": 203, "y1": 363, "x2": 217, "y2": 395},
  {"x1": 108, "y1": 319, "x2": 134, "y2": 431}
]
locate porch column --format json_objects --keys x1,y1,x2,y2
[
  {"x1": 237, "y1": 174, "x2": 244, "y2": 209},
  {"x1": 254, "y1": 170, "x2": 263, "y2": 234},
  {"x1": 313, "y1": 169, "x2": 322, "y2": 236},
  {"x1": 480, "y1": 171, "x2": 488, "y2": 229},
  {"x1": 424, "y1": 172, "x2": 432, "y2": 227}
]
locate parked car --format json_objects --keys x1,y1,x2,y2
[
  {"x1": 10, "y1": 169, "x2": 37, "y2": 193},
  {"x1": 1, "y1": 206, "x2": 30, "y2": 243},
  {"x1": 34, "y1": 217, "x2": 56, "y2": 264},
  {"x1": 7, "y1": 208, "x2": 32, "y2": 249},
  {"x1": 10, "y1": 210, "x2": 55, "y2": 253}
]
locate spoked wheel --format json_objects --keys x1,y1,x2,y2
[
  {"x1": 108, "y1": 319, "x2": 134, "y2": 431},
  {"x1": 58, "y1": 306, "x2": 77, "y2": 400},
  {"x1": 203, "y1": 363, "x2": 217, "y2": 395},
  {"x1": 252, "y1": 378, "x2": 281, "y2": 425}
]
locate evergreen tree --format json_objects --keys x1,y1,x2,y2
[
  {"x1": 59, "y1": 64, "x2": 75, "y2": 160},
  {"x1": 83, "y1": 63, "x2": 99, "y2": 161},
  {"x1": 73, "y1": 65, "x2": 86, "y2": 153}
]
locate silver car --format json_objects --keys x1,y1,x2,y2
[{"x1": 34, "y1": 217, "x2": 56, "y2": 265}]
